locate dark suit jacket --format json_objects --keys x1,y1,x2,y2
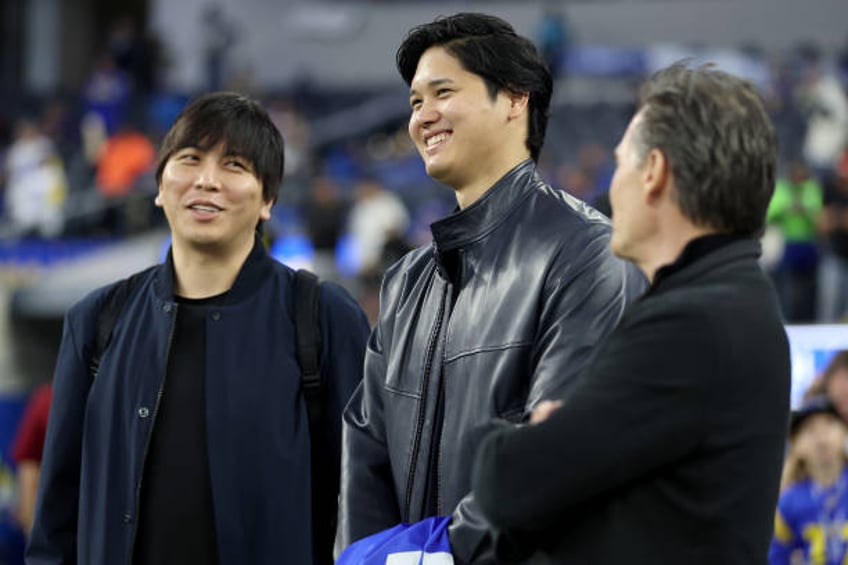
[{"x1": 472, "y1": 236, "x2": 791, "y2": 564}]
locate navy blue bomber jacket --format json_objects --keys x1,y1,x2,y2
[{"x1": 27, "y1": 238, "x2": 370, "y2": 565}]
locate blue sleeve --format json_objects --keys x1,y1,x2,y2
[
  {"x1": 26, "y1": 292, "x2": 103, "y2": 565},
  {"x1": 768, "y1": 494, "x2": 799, "y2": 565}
]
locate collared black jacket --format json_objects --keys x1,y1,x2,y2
[
  {"x1": 473, "y1": 237, "x2": 791, "y2": 564},
  {"x1": 336, "y1": 160, "x2": 646, "y2": 562}
]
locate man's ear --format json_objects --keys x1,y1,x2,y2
[
  {"x1": 506, "y1": 91, "x2": 530, "y2": 121},
  {"x1": 259, "y1": 198, "x2": 273, "y2": 221},
  {"x1": 642, "y1": 148, "x2": 670, "y2": 204},
  {"x1": 154, "y1": 191, "x2": 163, "y2": 207}
]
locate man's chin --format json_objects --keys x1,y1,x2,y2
[
  {"x1": 610, "y1": 238, "x2": 626, "y2": 260},
  {"x1": 175, "y1": 233, "x2": 225, "y2": 252},
  {"x1": 424, "y1": 162, "x2": 455, "y2": 188}
]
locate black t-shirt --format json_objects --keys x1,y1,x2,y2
[{"x1": 132, "y1": 294, "x2": 224, "y2": 565}]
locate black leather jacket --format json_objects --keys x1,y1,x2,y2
[{"x1": 336, "y1": 160, "x2": 646, "y2": 563}]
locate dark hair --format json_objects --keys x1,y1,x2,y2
[
  {"x1": 155, "y1": 92, "x2": 285, "y2": 202},
  {"x1": 396, "y1": 12, "x2": 552, "y2": 162},
  {"x1": 790, "y1": 394, "x2": 842, "y2": 436},
  {"x1": 632, "y1": 63, "x2": 777, "y2": 237}
]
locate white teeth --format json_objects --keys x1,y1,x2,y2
[
  {"x1": 191, "y1": 205, "x2": 219, "y2": 212},
  {"x1": 426, "y1": 132, "x2": 450, "y2": 148}
]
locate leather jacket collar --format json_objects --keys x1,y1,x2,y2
[{"x1": 430, "y1": 159, "x2": 538, "y2": 252}]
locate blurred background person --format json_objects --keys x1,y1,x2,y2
[
  {"x1": 201, "y1": 4, "x2": 237, "y2": 92},
  {"x1": 817, "y1": 151, "x2": 848, "y2": 322},
  {"x1": 1, "y1": 118, "x2": 67, "y2": 238},
  {"x1": 81, "y1": 54, "x2": 131, "y2": 139},
  {"x1": 347, "y1": 174, "x2": 409, "y2": 277},
  {"x1": 771, "y1": 395, "x2": 848, "y2": 564},
  {"x1": 105, "y1": 15, "x2": 159, "y2": 102},
  {"x1": 767, "y1": 159, "x2": 823, "y2": 321},
  {"x1": 535, "y1": 2, "x2": 570, "y2": 80},
  {"x1": 94, "y1": 118, "x2": 156, "y2": 236},
  {"x1": 302, "y1": 173, "x2": 348, "y2": 278},
  {"x1": 9, "y1": 383, "x2": 51, "y2": 536},
  {"x1": 811, "y1": 351, "x2": 848, "y2": 424},
  {"x1": 796, "y1": 49, "x2": 848, "y2": 178}
]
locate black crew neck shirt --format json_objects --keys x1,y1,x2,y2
[{"x1": 132, "y1": 293, "x2": 226, "y2": 565}]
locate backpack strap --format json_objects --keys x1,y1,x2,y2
[
  {"x1": 293, "y1": 268, "x2": 333, "y2": 563},
  {"x1": 90, "y1": 266, "x2": 155, "y2": 379},
  {"x1": 294, "y1": 269, "x2": 323, "y2": 410}
]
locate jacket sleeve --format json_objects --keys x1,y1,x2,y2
[
  {"x1": 471, "y1": 309, "x2": 712, "y2": 552},
  {"x1": 318, "y1": 282, "x2": 371, "y2": 477},
  {"x1": 316, "y1": 282, "x2": 370, "y2": 562},
  {"x1": 449, "y1": 227, "x2": 645, "y2": 562},
  {"x1": 768, "y1": 492, "x2": 801, "y2": 565},
  {"x1": 527, "y1": 225, "x2": 646, "y2": 404},
  {"x1": 447, "y1": 494, "x2": 498, "y2": 563},
  {"x1": 767, "y1": 507, "x2": 795, "y2": 565},
  {"x1": 334, "y1": 313, "x2": 402, "y2": 557},
  {"x1": 26, "y1": 299, "x2": 98, "y2": 565}
]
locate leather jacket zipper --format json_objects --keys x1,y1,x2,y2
[
  {"x1": 424, "y1": 375, "x2": 446, "y2": 516},
  {"x1": 127, "y1": 303, "x2": 178, "y2": 563},
  {"x1": 403, "y1": 284, "x2": 447, "y2": 519},
  {"x1": 431, "y1": 251, "x2": 462, "y2": 516}
]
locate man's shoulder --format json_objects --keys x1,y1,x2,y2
[
  {"x1": 626, "y1": 261, "x2": 785, "y2": 357},
  {"x1": 317, "y1": 279, "x2": 366, "y2": 317},
  {"x1": 70, "y1": 265, "x2": 157, "y2": 319},
  {"x1": 627, "y1": 279, "x2": 725, "y2": 323},
  {"x1": 510, "y1": 182, "x2": 616, "y2": 264},
  {"x1": 274, "y1": 265, "x2": 369, "y2": 331},
  {"x1": 778, "y1": 480, "x2": 817, "y2": 516},
  {"x1": 381, "y1": 244, "x2": 433, "y2": 283},
  {"x1": 653, "y1": 251, "x2": 772, "y2": 312},
  {"x1": 528, "y1": 180, "x2": 612, "y2": 228}
]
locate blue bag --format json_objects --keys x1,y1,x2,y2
[{"x1": 336, "y1": 516, "x2": 454, "y2": 564}]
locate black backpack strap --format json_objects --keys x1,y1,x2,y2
[
  {"x1": 90, "y1": 266, "x2": 154, "y2": 379},
  {"x1": 294, "y1": 269, "x2": 323, "y2": 407},
  {"x1": 293, "y1": 268, "x2": 332, "y2": 563}
]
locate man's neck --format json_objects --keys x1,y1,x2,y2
[
  {"x1": 639, "y1": 222, "x2": 717, "y2": 283},
  {"x1": 453, "y1": 155, "x2": 530, "y2": 210},
  {"x1": 171, "y1": 237, "x2": 254, "y2": 299}
]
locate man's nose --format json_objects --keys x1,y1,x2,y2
[
  {"x1": 412, "y1": 101, "x2": 439, "y2": 129},
  {"x1": 194, "y1": 160, "x2": 222, "y2": 189}
]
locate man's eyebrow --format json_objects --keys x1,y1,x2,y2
[{"x1": 409, "y1": 78, "x2": 454, "y2": 96}]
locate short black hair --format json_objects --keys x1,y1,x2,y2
[
  {"x1": 396, "y1": 12, "x2": 552, "y2": 162},
  {"x1": 155, "y1": 92, "x2": 285, "y2": 202},
  {"x1": 633, "y1": 63, "x2": 778, "y2": 237}
]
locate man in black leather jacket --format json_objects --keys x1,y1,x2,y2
[{"x1": 335, "y1": 13, "x2": 645, "y2": 563}]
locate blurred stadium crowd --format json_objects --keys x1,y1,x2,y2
[
  {"x1": 1, "y1": 9, "x2": 847, "y2": 326},
  {"x1": 0, "y1": 3, "x2": 846, "y2": 564}
]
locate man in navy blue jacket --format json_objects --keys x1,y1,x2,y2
[{"x1": 27, "y1": 92, "x2": 370, "y2": 565}]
